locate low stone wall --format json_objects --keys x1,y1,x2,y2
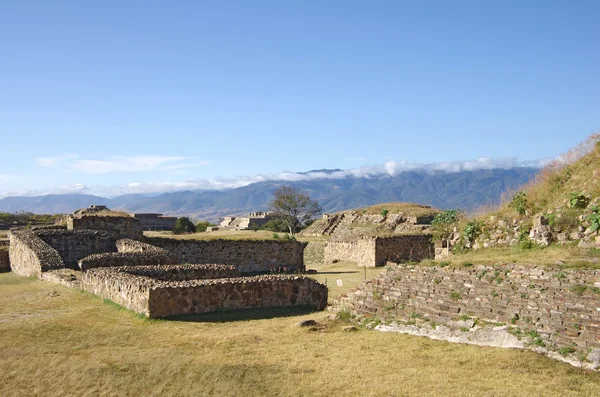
[
  {"x1": 81, "y1": 265, "x2": 328, "y2": 317},
  {"x1": 375, "y1": 235, "x2": 434, "y2": 264},
  {"x1": 78, "y1": 251, "x2": 178, "y2": 271},
  {"x1": 0, "y1": 250, "x2": 10, "y2": 272},
  {"x1": 124, "y1": 264, "x2": 240, "y2": 281},
  {"x1": 304, "y1": 241, "x2": 326, "y2": 266},
  {"x1": 68, "y1": 215, "x2": 143, "y2": 239},
  {"x1": 324, "y1": 238, "x2": 375, "y2": 266},
  {"x1": 35, "y1": 229, "x2": 119, "y2": 269},
  {"x1": 147, "y1": 238, "x2": 307, "y2": 273},
  {"x1": 116, "y1": 238, "x2": 176, "y2": 261},
  {"x1": 337, "y1": 263, "x2": 600, "y2": 351},
  {"x1": 9, "y1": 229, "x2": 65, "y2": 277},
  {"x1": 324, "y1": 235, "x2": 434, "y2": 267}
]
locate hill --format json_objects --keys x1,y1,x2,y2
[{"x1": 0, "y1": 167, "x2": 538, "y2": 220}]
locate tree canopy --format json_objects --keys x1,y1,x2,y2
[
  {"x1": 173, "y1": 217, "x2": 196, "y2": 234},
  {"x1": 268, "y1": 186, "x2": 322, "y2": 235}
]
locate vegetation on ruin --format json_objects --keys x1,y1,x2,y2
[
  {"x1": 74, "y1": 210, "x2": 132, "y2": 218},
  {"x1": 2, "y1": 267, "x2": 600, "y2": 396},
  {"x1": 352, "y1": 202, "x2": 440, "y2": 217}
]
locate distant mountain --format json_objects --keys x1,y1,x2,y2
[{"x1": 0, "y1": 168, "x2": 539, "y2": 221}]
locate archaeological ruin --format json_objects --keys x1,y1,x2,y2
[{"x1": 6, "y1": 206, "x2": 327, "y2": 318}]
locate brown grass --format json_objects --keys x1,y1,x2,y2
[
  {"x1": 1, "y1": 269, "x2": 600, "y2": 396},
  {"x1": 424, "y1": 244, "x2": 600, "y2": 269},
  {"x1": 145, "y1": 230, "x2": 331, "y2": 243},
  {"x1": 354, "y1": 202, "x2": 441, "y2": 217}
]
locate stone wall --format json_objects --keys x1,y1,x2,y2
[
  {"x1": 116, "y1": 238, "x2": 176, "y2": 260},
  {"x1": 304, "y1": 241, "x2": 326, "y2": 266},
  {"x1": 133, "y1": 213, "x2": 177, "y2": 231},
  {"x1": 0, "y1": 250, "x2": 10, "y2": 272},
  {"x1": 374, "y1": 235, "x2": 434, "y2": 264},
  {"x1": 35, "y1": 229, "x2": 119, "y2": 269},
  {"x1": 324, "y1": 238, "x2": 376, "y2": 266},
  {"x1": 78, "y1": 251, "x2": 178, "y2": 270},
  {"x1": 147, "y1": 238, "x2": 306, "y2": 273},
  {"x1": 68, "y1": 215, "x2": 143, "y2": 239},
  {"x1": 324, "y1": 235, "x2": 434, "y2": 267},
  {"x1": 124, "y1": 264, "x2": 240, "y2": 281},
  {"x1": 81, "y1": 265, "x2": 328, "y2": 318},
  {"x1": 9, "y1": 229, "x2": 65, "y2": 277},
  {"x1": 337, "y1": 263, "x2": 600, "y2": 351}
]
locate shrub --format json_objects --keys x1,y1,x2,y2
[
  {"x1": 272, "y1": 233, "x2": 280, "y2": 239},
  {"x1": 380, "y1": 209, "x2": 389, "y2": 217},
  {"x1": 510, "y1": 191, "x2": 528, "y2": 215},
  {"x1": 463, "y1": 220, "x2": 484, "y2": 244},
  {"x1": 586, "y1": 205, "x2": 600, "y2": 234},
  {"x1": 570, "y1": 192, "x2": 590, "y2": 209},
  {"x1": 262, "y1": 219, "x2": 289, "y2": 233},
  {"x1": 431, "y1": 209, "x2": 461, "y2": 240},
  {"x1": 195, "y1": 221, "x2": 214, "y2": 232},
  {"x1": 173, "y1": 217, "x2": 196, "y2": 234}
]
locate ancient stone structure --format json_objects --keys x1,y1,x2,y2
[
  {"x1": 9, "y1": 229, "x2": 65, "y2": 277},
  {"x1": 35, "y1": 228, "x2": 119, "y2": 268},
  {"x1": 324, "y1": 235, "x2": 434, "y2": 267},
  {"x1": 67, "y1": 215, "x2": 143, "y2": 240},
  {"x1": 336, "y1": 263, "x2": 600, "y2": 351},
  {"x1": 81, "y1": 265, "x2": 328, "y2": 318},
  {"x1": 78, "y1": 251, "x2": 177, "y2": 270},
  {"x1": 218, "y1": 212, "x2": 275, "y2": 231},
  {"x1": 133, "y1": 213, "x2": 177, "y2": 231},
  {"x1": 147, "y1": 237, "x2": 307, "y2": 273},
  {"x1": 0, "y1": 250, "x2": 10, "y2": 272}
]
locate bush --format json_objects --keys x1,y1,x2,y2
[
  {"x1": 195, "y1": 221, "x2": 214, "y2": 232},
  {"x1": 570, "y1": 192, "x2": 590, "y2": 209},
  {"x1": 463, "y1": 220, "x2": 484, "y2": 244},
  {"x1": 380, "y1": 209, "x2": 389, "y2": 217},
  {"x1": 262, "y1": 219, "x2": 289, "y2": 233},
  {"x1": 431, "y1": 209, "x2": 460, "y2": 240},
  {"x1": 173, "y1": 217, "x2": 196, "y2": 234},
  {"x1": 510, "y1": 191, "x2": 528, "y2": 215}
]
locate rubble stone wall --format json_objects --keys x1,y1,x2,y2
[
  {"x1": 68, "y1": 215, "x2": 143, "y2": 239},
  {"x1": 147, "y1": 238, "x2": 306, "y2": 273},
  {"x1": 78, "y1": 251, "x2": 178, "y2": 270},
  {"x1": 9, "y1": 229, "x2": 65, "y2": 277},
  {"x1": 35, "y1": 229, "x2": 119, "y2": 269},
  {"x1": 81, "y1": 266, "x2": 328, "y2": 318}
]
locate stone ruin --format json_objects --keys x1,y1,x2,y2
[
  {"x1": 6, "y1": 206, "x2": 327, "y2": 318},
  {"x1": 214, "y1": 211, "x2": 276, "y2": 231}
]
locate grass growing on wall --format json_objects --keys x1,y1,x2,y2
[{"x1": 2, "y1": 268, "x2": 600, "y2": 396}]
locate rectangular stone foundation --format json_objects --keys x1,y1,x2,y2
[{"x1": 81, "y1": 265, "x2": 328, "y2": 318}]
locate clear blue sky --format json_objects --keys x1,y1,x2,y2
[{"x1": 1, "y1": 0, "x2": 599, "y2": 196}]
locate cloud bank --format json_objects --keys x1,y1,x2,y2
[{"x1": 0, "y1": 156, "x2": 549, "y2": 198}]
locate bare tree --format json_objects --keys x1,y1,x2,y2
[{"x1": 268, "y1": 186, "x2": 322, "y2": 236}]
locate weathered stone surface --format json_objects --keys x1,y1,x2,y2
[
  {"x1": 34, "y1": 229, "x2": 119, "y2": 268},
  {"x1": 81, "y1": 265, "x2": 328, "y2": 318},
  {"x1": 336, "y1": 263, "x2": 600, "y2": 352},
  {"x1": 78, "y1": 251, "x2": 178, "y2": 270},
  {"x1": 324, "y1": 235, "x2": 434, "y2": 267},
  {"x1": 67, "y1": 214, "x2": 143, "y2": 240},
  {"x1": 9, "y1": 228, "x2": 65, "y2": 277},
  {"x1": 148, "y1": 237, "x2": 306, "y2": 273},
  {"x1": 0, "y1": 250, "x2": 10, "y2": 272}
]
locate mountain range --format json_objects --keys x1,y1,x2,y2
[{"x1": 0, "y1": 168, "x2": 539, "y2": 221}]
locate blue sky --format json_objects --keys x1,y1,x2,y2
[{"x1": 1, "y1": 0, "x2": 598, "y2": 197}]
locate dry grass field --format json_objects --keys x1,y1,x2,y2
[{"x1": 2, "y1": 261, "x2": 600, "y2": 396}]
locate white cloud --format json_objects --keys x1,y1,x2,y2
[
  {"x1": 3, "y1": 156, "x2": 552, "y2": 199},
  {"x1": 37, "y1": 155, "x2": 211, "y2": 174}
]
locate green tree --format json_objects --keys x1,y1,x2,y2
[
  {"x1": 268, "y1": 186, "x2": 322, "y2": 236},
  {"x1": 173, "y1": 217, "x2": 196, "y2": 234},
  {"x1": 195, "y1": 221, "x2": 214, "y2": 232},
  {"x1": 262, "y1": 218, "x2": 289, "y2": 232}
]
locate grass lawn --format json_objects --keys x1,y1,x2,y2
[{"x1": 2, "y1": 262, "x2": 600, "y2": 396}]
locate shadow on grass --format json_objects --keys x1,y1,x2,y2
[{"x1": 166, "y1": 305, "x2": 320, "y2": 323}]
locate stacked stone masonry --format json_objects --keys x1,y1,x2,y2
[
  {"x1": 35, "y1": 229, "x2": 119, "y2": 269},
  {"x1": 78, "y1": 251, "x2": 178, "y2": 270},
  {"x1": 9, "y1": 229, "x2": 65, "y2": 277},
  {"x1": 0, "y1": 250, "x2": 10, "y2": 272},
  {"x1": 82, "y1": 265, "x2": 328, "y2": 318},
  {"x1": 68, "y1": 215, "x2": 143, "y2": 240},
  {"x1": 148, "y1": 237, "x2": 306, "y2": 273},
  {"x1": 338, "y1": 264, "x2": 600, "y2": 350},
  {"x1": 324, "y1": 235, "x2": 434, "y2": 267}
]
